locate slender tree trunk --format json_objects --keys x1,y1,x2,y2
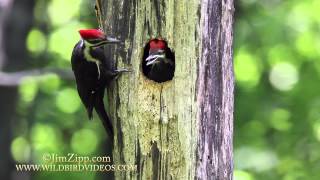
[
  {"x1": 0, "y1": 1, "x2": 15, "y2": 179},
  {"x1": 0, "y1": 0, "x2": 35, "y2": 178},
  {"x1": 97, "y1": 0, "x2": 234, "y2": 179}
]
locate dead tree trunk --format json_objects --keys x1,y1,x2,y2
[{"x1": 96, "y1": 0, "x2": 234, "y2": 179}]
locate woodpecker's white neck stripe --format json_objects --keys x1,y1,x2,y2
[
  {"x1": 80, "y1": 39, "x2": 84, "y2": 47},
  {"x1": 82, "y1": 40, "x2": 100, "y2": 62},
  {"x1": 82, "y1": 40, "x2": 101, "y2": 79}
]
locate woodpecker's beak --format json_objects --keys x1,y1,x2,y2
[
  {"x1": 146, "y1": 50, "x2": 165, "y2": 66},
  {"x1": 103, "y1": 36, "x2": 121, "y2": 44}
]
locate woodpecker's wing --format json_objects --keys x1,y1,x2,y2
[{"x1": 71, "y1": 41, "x2": 98, "y2": 119}]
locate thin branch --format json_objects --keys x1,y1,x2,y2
[{"x1": 0, "y1": 68, "x2": 74, "y2": 86}]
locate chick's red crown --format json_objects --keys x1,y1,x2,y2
[{"x1": 149, "y1": 39, "x2": 166, "y2": 50}]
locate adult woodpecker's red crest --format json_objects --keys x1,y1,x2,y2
[
  {"x1": 79, "y1": 29, "x2": 105, "y2": 39},
  {"x1": 149, "y1": 39, "x2": 166, "y2": 50}
]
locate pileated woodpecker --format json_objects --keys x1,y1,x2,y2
[
  {"x1": 71, "y1": 29, "x2": 127, "y2": 137},
  {"x1": 143, "y1": 39, "x2": 175, "y2": 83}
]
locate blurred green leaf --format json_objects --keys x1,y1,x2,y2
[
  {"x1": 48, "y1": 22, "x2": 88, "y2": 61},
  {"x1": 287, "y1": 1, "x2": 313, "y2": 32},
  {"x1": 11, "y1": 136, "x2": 31, "y2": 163},
  {"x1": 55, "y1": 88, "x2": 81, "y2": 113},
  {"x1": 235, "y1": 147, "x2": 278, "y2": 172},
  {"x1": 267, "y1": 45, "x2": 296, "y2": 66},
  {"x1": 48, "y1": 0, "x2": 81, "y2": 26},
  {"x1": 234, "y1": 170, "x2": 254, "y2": 180},
  {"x1": 295, "y1": 31, "x2": 320, "y2": 59},
  {"x1": 26, "y1": 28, "x2": 46, "y2": 54},
  {"x1": 31, "y1": 123, "x2": 62, "y2": 155},
  {"x1": 38, "y1": 73, "x2": 61, "y2": 94},
  {"x1": 234, "y1": 48, "x2": 261, "y2": 89},
  {"x1": 269, "y1": 63, "x2": 299, "y2": 91},
  {"x1": 19, "y1": 76, "x2": 39, "y2": 103},
  {"x1": 312, "y1": 120, "x2": 320, "y2": 141},
  {"x1": 269, "y1": 108, "x2": 292, "y2": 131},
  {"x1": 71, "y1": 129, "x2": 99, "y2": 155}
]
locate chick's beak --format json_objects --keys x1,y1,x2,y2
[{"x1": 146, "y1": 50, "x2": 165, "y2": 66}]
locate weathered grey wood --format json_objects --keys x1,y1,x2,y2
[
  {"x1": 97, "y1": 0, "x2": 234, "y2": 179},
  {"x1": 195, "y1": 0, "x2": 234, "y2": 179}
]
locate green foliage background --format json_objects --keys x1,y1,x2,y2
[
  {"x1": 10, "y1": 0, "x2": 320, "y2": 179},
  {"x1": 234, "y1": 0, "x2": 320, "y2": 179},
  {"x1": 11, "y1": 0, "x2": 109, "y2": 179}
]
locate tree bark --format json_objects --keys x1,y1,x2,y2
[{"x1": 97, "y1": 0, "x2": 234, "y2": 179}]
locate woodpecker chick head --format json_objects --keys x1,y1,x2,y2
[
  {"x1": 146, "y1": 39, "x2": 167, "y2": 66},
  {"x1": 78, "y1": 29, "x2": 120, "y2": 47}
]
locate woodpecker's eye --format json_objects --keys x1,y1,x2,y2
[
  {"x1": 142, "y1": 39, "x2": 175, "y2": 83},
  {"x1": 87, "y1": 39, "x2": 102, "y2": 44}
]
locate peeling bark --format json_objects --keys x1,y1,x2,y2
[{"x1": 97, "y1": 0, "x2": 234, "y2": 179}]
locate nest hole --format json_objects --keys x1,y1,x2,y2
[{"x1": 142, "y1": 39, "x2": 175, "y2": 83}]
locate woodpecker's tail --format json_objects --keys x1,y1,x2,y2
[
  {"x1": 94, "y1": 96, "x2": 114, "y2": 138},
  {"x1": 86, "y1": 105, "x2": 94, "y2": 120}
]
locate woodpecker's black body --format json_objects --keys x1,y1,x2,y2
[
  {"x1": 71, "y1": 29, "x2": 127, "y2": 138},
  {"x1": 71, "y1": 40, "x2": 117, "y2": 137}
]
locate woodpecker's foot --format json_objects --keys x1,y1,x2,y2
[
  {"x1": 115, "y1": 68, "x2": 132, "y2": 73},
  {"x1": 113, "y1": 68, "x2": 132, "y2": 79}
]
